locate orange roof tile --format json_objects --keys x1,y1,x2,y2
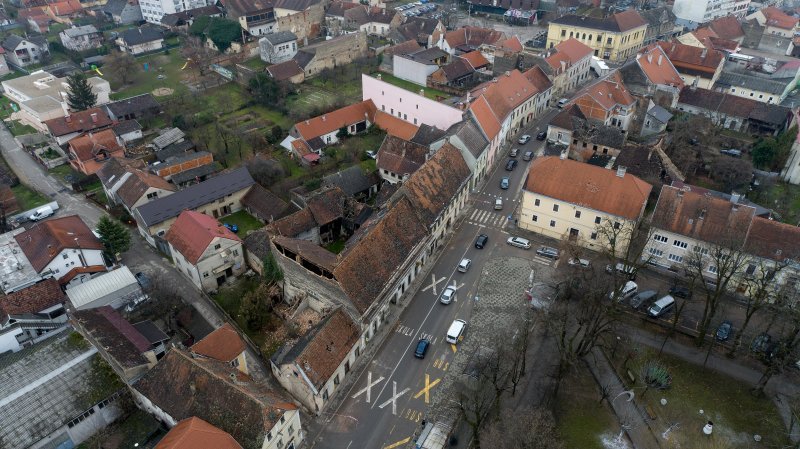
[
  {"x1": 500, "y1": 35, "x2": 523, "y2": 52},
  {"x1": 573, "y1": 72, "x2": 635, "y2": 113},
  {"x1": 191, "y1": 323, "x2": 247, "y2": 363},
  {"x1": 373, "y1": 110, "x2": 419, "y2": 140},
  {"x1": 613, "y1": 9, "x2": 648, "y2": 30},
  {"x1": 707, "y1": 15, "x2": 745, "y2": 40},
  {"x1": 294, "y1": 100, "x2": 377, "y2": 141},
  {"x1": 636, "y1": 44, "x2": 684, "y2": 87},
  {"x1": 526, "y1": 157, "x2": 652, "y2": 220},
  {"x1": 155, "y1": 417, "x2": 242, "y2": 449},
  {"x1": 458, "y1": 50, "x2": 490, "y2": 69},
  {"x1": 165, "y1": 210, "x2": 241, "y2": 265},
  {"x1": 468, "y1": 95, "x2": 501, "y2": 140},
  {"x1": 744, "y1": 217, "x2": 800, "y2": 261},
  {"x1": 470, "y1": 69, "x2": 540, "y2": 122},
  {"x1": 658, "y1": 41, "x2": 724, "y2": 73},
  {"x1": 68, "y1": 129, "x2": 124, "y2": 162},
  {"x1": 546, "y1": 38, "x2": 593, "y2": 73},
  {"x1": 762, "y1": 6, "x2": 798, "y2": 30},
  {"x1": 524, "y1": 65, "x2": 553, "y2": 92}
]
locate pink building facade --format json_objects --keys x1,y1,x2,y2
[{"x1": 362, "y1": 74, "x2": 464, "y2": 131}]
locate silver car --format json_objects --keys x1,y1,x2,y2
[
  {"x1": 440, "y1": 286, "x2": 457, "y2": 304},
  {"x1": 507, "y1": 236, "x2": 532, "y2": 249}
]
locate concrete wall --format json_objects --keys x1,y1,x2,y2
[
  {"x1": 303, "y1": 32, "x2": 368, "y2": 77},
  {"x1": 362, "y1": 74, "x2": 464, "y2": 130},
  {"x1": 170, "y1": 237, "x2": 244, "y2": 292},
  {"x1": 277, "y1": 2, "x2": 324, "y2": 42},
  {"x1": 44, "y1": 248, "x2": 105, "y2": 281},
  {"x1": 393, "y1": 55, "x2": 436, "y2": 86}
]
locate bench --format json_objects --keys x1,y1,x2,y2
[
  {"x1": 645, "y1": 405, "x2": 657, "y2": 420},
  {"x1": 627, "y1": 370, "x2": 635, "y2": 383}
]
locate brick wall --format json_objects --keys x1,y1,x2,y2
[
  {"x1": 303, "y1": 32, "x2": 369, "y2": 77},
  {"x1": 276, "y1": 2, "x2": 324, "y2": 42}
]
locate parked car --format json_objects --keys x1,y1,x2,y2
[
  {"x1": 536, "y1": 131, "x2": 547, "y2": 140},
  {"x1": 440, "y1": 286, "x2": 457, "y2": 304},
  {"x1": 669, "y1": 285, "x2": 692, "y2": 299},
  {"x1": 223, "y1": 223, "x2": 239, "y2": 233},
  {"x1": 366, "y1": 150, "x2": 377, "y2": 159},
  {"x1": 134, "y1": 272, "x2": 153, "y2": 291},
  {"x1": 536, "y1": 246, "x2": 559, "y2": 259},
  {"x1": 510, "y1": 148, "x2": 518, "y2": 157},
  {"x1": 29, "y1": 205, "x2": 54, "y2": 221},
  {"x1": 494, "y1": 198, "x2": 503, "y2": 210},
  {"x1": 605, "y1": 262, "x2": 637, "y2": 280},
  {"x1": 609, "y1": 281, "x2": 638, "y2": 302},
  {"x1": 720, "y1": 149, "x2": 742, "y2": 158},
  {"x1": 518, "y1": 135, "x2": 531, "y2": 144},
  {"x1": 523, "y1": 151, "x2": 533, "y2": 161},
  {"x1": 414, "y1": 338, "x2": 430, "y2": 358},
  {"x1": 557, "y1": 98, "x2": 569, "y2": 108},
  {"x1": 751, "y1": 333, "x2": 772, "y2": 353},
  {"x1": 458, "y1": 258, "x2": 471, "y2": 272},
  {"x1": 630, "y1": 290, "x2": 658, "y2": 310},
  {"x1": 505, "y1": 159, "x2": 518, "y2": 171},
  {"x1": 648, "y1": 295, "x2": 675, "y2": 317},
  {"x1": 475, "y1": 234, "x2": 488, "y2": 249},
  {"x1": 567, "y1": 258, "x2": 590, "y2": 268},
  {"x1": 500, "y1": 177, "x2": 510, "y2": 189},
  {"x1": 716, "y1": 320, "x2": 733, "y2": 341},
  {"x1": 507, "y1": 236, "x2": 532, "y2": 249}
]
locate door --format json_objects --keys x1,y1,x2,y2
[
  {"x1": 569, "y1": 228, "x2": 579, "y2": 241},
  {"x1": 216, "y1": 275, "x2": 226, "y2": 286},
  {"x1": 225, "y1": 267, "x2": 233, "y2": 277}
]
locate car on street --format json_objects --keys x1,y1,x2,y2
[
  {"x1": 440, "y1": 286, "x2": 456, "y2": 304},
  {"x1": 475, "y1": 234, "x2": 488, "y2": 249},
  {"x1": 134, "y1": 272, "x2": 153, "y2": 291},
  {"x1": 716, "y1": 320, "x2": 733, "y2": 341},
  {"x1": 414, "y1": 338, "x2": 430, "y2": 358},
  {"x1": 510, "y1": 148, "x2": 518, "y2": 157},
  {"x1": 505, "y1": 159, "x2": 518, "y2": 171},
  {"x1": 507, "y1": 236, "x2": 532, "y2": 249},
  {"x1": 567, "y1": 257, "x2": 590, "y2": 268},
  {"x1": 536, "y1": 131, "x2": 547, "y2": 140},
  {"x1": 630, "y1": 290, "x2": 657, "y2": 309},
  {"x1": 557, "y1": 98, "x2": 569, "y2": 108},
  {"x1": 536, "y1": 246, "x2": 559, "y2": 259},
  {"x1": 523, "y1": 151, "x2": 533, "y2": 161},
  {"x1": 669, "y1": 285, "x2": 692, "y2": 299},
  {"x1": 610, "y1": 281, "x2": 638, "y2": 302},
  {"x1": 494, "y1": 198, "x2": 503, "y2": 210},
  {"x1": 457, "y1": 258, "x2": 471, "y2": 272},
  {"x1": 500, "y1": 177, "x2": 509, "y2": 189},
  {"x1": 518, "y1": 135, "x2": 531, "y2": 144},
  {"x1": 751, "y1": 333, "x2": 772, "y2": 353},
  {"x1": 606, "y1": 262, "x2": 636, "y2": 280}
]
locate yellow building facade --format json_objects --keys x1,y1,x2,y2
[{"x1": 546, "y1": 11, "x2": 648, "y2": 62}]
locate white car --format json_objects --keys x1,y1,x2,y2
[
  {"x1": 457, "y1": 258, "x2": 471, "y2": 272},
  {"x1": 507, "y1": 236, "x2": 531, "y2": 249},
  {"x1": 440, "y1": 286, "x2": 457, "y2": 304},
  {"x1": 518, "y1": 135, "x2": 531, "y2": 144}
]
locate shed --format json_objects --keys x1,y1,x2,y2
[{"x1": 66, "y1": 266, "x2": 145, "y2": 310}]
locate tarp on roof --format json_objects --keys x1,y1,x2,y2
[{"x1": 66, "y1": 266, "x2": 145, "y2": 310}]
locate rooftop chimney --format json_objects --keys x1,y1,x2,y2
[
  {"x1": 616, "y1": 165, "x2": 627, "y2": 178},
  {"x1": 701, "y1": 47, "x2": 708, "y2": 59},
  {"x1": 505, "y1": 71, "x2": 510, "y2": 77},
  {"x1": 377, "y1": 73, "x2": 382, "y2": 80},
  {"x1": 657, "y1": 54, "x2": 662, "y2": 65},
  {"x1": 65, "y1": 115, "x2": 72, "y2": 123},
  {"x1": 559, "y1": 151, "x2": 567, "y2": 160},
  {"x1": 90, "y1": 113, "x2": 98, "y2": 123},
  {"x1": 647, "y1": 54, "x2": 653, "y2": 63},
  {"x1": 321, "y1": 115, "x2": 326, "y2": 122},
  {"x1": 731, "y1": 192, "x2": 741, "y2": 204}
]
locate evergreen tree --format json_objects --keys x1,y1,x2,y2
[
  {"x1": 96, "y1": 215, "x2": 131, "y2": 258},
  {"x1": 262, "y1": 252, "x2": 283, "y2": 285},
  {"x1": 66, "y1": 71, "x2": 98, "y2": 111}
]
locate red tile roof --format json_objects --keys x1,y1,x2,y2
[
  {"x1": 116, "y1": 168, "x2": 175, "y2": 209},
  {"x1": 165, "y1": 211, "x2": 242, "y2": 265},
  {"x1": 761, "y1": 6, "x2": 798, "y2": 30},
  {"x1": 613, "y1": 9, "x2": 648, "y2": 30},
  {"x1": 443, "y1": 26, "x2": 505, "y2": 49},
  {"x1": 294, "y1": 100, "x2": 376, "y2": 141},
  {"x1": 708, "y1": 15, "x2": 745, "y2": 40},
  {"x1": 500, "y1": 35, "x2": 523, "y2": 52},
  {"x1": 524, "y1": 65, "x2": 553, "y2": 92},
  {"x1": 658, "y1": 41, "x2": 724, "y2": 74},
  {"x1": 72, "y1": 306, "x2": 153, "y2": 368},
  {"x1": 47, "y1": 0, "x2": 82, "y2": 15},
  {"x1": 744, "y1": 217, "x2": 800, "y2": 262},
  {"x1": 468, "y1": 95, "x2": 501, "y2": 140},
  {"x1": 545, "y1": 38, "x2": 593, "y2": 73},
  {"x1": 376, "y1": 135, "x2": 429, "y2": 176},
  {"x1": 458, "y1": 50, "x2": 490, "y2": 69},
  {"x1": 373, "y1": 110, "x2": 419, "y2": 140},
  {"x1": 155, "y1": 417, "x2": 243, "y2": 449},
  {"x1": 574, "y1": 72, "x2": 635, "y2": 114},
  {"x1": 191, "y1": 323, "x2": 247, "y2": 363},
  {"x1": 44, "y1": 108, "x2": 113, "y2": 137},
  {"x1": 266, "y1": 60, "x2": 304, "y2": 81},
  {"x1": 14, "y1": 215, "x2": 104, "y2": 272},
  {"x1": 68, "y1": 129, "x2": 124, "y2": 162},
  {"x1": 0, "y1": 278, "x2": 64, "y2": 318},
  {"x1": 470, "y1": 69, "x2": 541, "y2": 124},
  {"x1": 636, "y1": 44, "x2": 684, "y2": 87},
  {"x1": 526, "y1": 157, "x2": 652, "y2": 220}
]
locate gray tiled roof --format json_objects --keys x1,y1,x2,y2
[
  {"x1": 716, "y1": 72, "x2": 789, "y2": 95},
  {"x1": 647, "y1": 104, "x2": 672, "y2": 124},
  {"x1": 135, "y1": 167, "x2": 255, "y2": 227},
  {"x1": 262, "y1": 31, "x2": 297, "y2": 45},
  {"x1": 0, "y1": 336, "x2": 102, "y2": 449},
  {"x1": 446, "y1": 115, "x2": 488, "y2": 158},
  {"x1": 119, "y1": 27, "x2": 163, "y2": 46}
]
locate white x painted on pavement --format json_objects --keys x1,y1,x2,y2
[
  {"x1": 421, "y1": 274, "x2": 446, "y2": 296},
  {"x1": 378, "y1": 381, "x2": 410, "y2": 415},
  {"x1": 352, "y1": 371, "x2": 385, "y2": 403}
]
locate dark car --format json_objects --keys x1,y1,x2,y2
[
  {"x1": 716, "y1": 321, "x2": 733, "y2": 341},
  {"x1": 669, "y1": 285, "x2": 692, "y2": 299},
  {"x1": 721, "y1": 149, "x2": 742, "y2": 158},
  {"x1": 505, "y1": 159, "x2": 518, "y2": 171},
  {"x1": 475, "y1": 234, "x2": 489, "y2": 249},
  {"x1": 134, "y1": 272, "x2": 153, "y2": 291},
  {"x1": 414, "y1": 338, "x2": 430, "y2": 358},
  {"x1": 536, "y1": 131, "x2": 547, "y2": 140},
  {"x1": 751, "y1": 333, "x2": 772, "y2": 353},
  {"x1": 630, "y1": 290, "x2": 658, "y2": 310}
]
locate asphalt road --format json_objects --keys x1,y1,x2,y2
[{"x1": 308, "y1": 112, "x2": 558, "y2": 449}]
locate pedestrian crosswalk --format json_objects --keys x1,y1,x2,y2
[{"x1": 466, "y1": 209, "x2": 508, "y2": 229}]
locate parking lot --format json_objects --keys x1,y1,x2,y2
[{"x1": 394, "y1": 1, "x2": 441, "y2": 19}]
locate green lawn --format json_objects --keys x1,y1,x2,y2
[
  {"x1": 324, "y1": 239, "x2": 346, "y2": 254},
  {"x1": 620, "y1": 348, "x2": 789, "y2": 448},
  {"x1": 109, "y1": 51, "x2": 189, "y2": 100},
  {"x1": 373, "y1": 73, "x2": 451, "y2": 100},
  {"x1": 749, "y1": 181, "x2": 800, "y2": 225},
  {"x1": 241, "y1": 57, "x2": 268, "y2": 71},
  {"x1": 6, "y1": 120, "x2": 38, "y2": 136},
  {"x1": 0, "y1": 96, "x2": 17, "y2": 119},
  {"x1": 11, "y1": 184, "x2": 49, "y2": 210},
  {"x1": 49, "y1": 164, "x2": 79, "y2": 184},
  {"x1": 220, "y1": 210, "x2": 263, "y2": 236},
  {"x1": 556, "y1": 366, "x2": 618, "y2": 449}
]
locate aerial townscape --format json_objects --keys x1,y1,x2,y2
[{"x1": 3, "y1": 0, "x2": 800, "y2": 447}]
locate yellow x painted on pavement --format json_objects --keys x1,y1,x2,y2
[{"x1": 414, "y1": 374, "x2": 441, "y2": 404}]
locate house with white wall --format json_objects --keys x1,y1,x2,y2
[
  {"x1": 362, "y1": 73, "x2": 464, "y2": 130},
  {"x1": 165, "y1": 210, "x2": 246, "y2": 292}
]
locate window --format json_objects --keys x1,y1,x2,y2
[
  {"x1": 745, "y1": 264, "x2": 756, "y2": 275},
  {"x1": 614, "y1": 222, "x2": 620, "y2": 229},
  {"x1": 281, "y1": 416, "x2": 286, "y2": 424},
  {"x1": 534, "y1": 199, "x2": 540, "y2": 206},
  {"x1": 607, "y1": 37, "x2": 612, "y2": 45},
  {"x1": 595, "y1": 216, "x2": 601, "y2": 224},
  {"x1": 323, "y1": 389, "x2": 329, "y2": 400},
  {"x1": 334, "y1": 374, "x2": 340, "y2": 385},
  {"x1": 203, "y1": 272, "x2": 209, "y2": 278},
  {"x1": 590, "y1": 232, "x2": 598, "y2": 240},
  {"x1": 63, "y1": 254, "x2": 69, "y2": 260},
  {"x1": 649, "y1": 247, "x2": 663, "y2": 257},
  {"x1": 575, "y1": 210, "x2": 581, "y2": 219},
  {"x1": 707, "y1": 265, "x2": 718, "y2": 274},
  {"x1": 147, "y1": 191, "x2": 158, "y2": 199},
  {"x1": 532, "y1": 215, "x2": 538, "y2": 222},
  {"x1": 668, "y1": 253, "x2": 683, "y2": 263},
  {"x1": 355, "y1": 346, "x2": 361, "y2": 357},
  {"x1": 553, "y1": 204, "x2": 559, "y2": 212},
  {"x1": 233, "y1": 249, "x2": 239, "y2": 256},
  {"x1": 653, "y1": 234, "x2": 668, "y2": 243},
  {"x1": 561, "y1": 30, "x2": 566, "y2": 37},
  {"x1": 549, "y1": 220, "x2": 556, "y2": 227},
  {"x1": 673, "y1": 239, "x2": 688, "y2": 249},
  {"x1": 692, "y1": 246, "x2": 708, "y2": 255},
  {"x1": 267, "y1": 432, "x2": 272, "y2": 442},
  {"x1": 214, "y1": 244, "x2": 221, "y2": 250}
]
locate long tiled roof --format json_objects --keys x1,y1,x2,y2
[
  {"x1": 72, "y1": 306, "x2": 151, "y2": 368},
  {"x1": 678, "y1": 86, "x2": 792, "y2": 126},
  {"x1": 166, "y1": 210, "x2": 241, "y2": 265},
  {"x1": 14, "y1": 215, "x2": 103, "y2": 272},
  {"x1": 294, "y1": 100, "x2": 376, "y2": 141},
  {"x1": 0, "y1": 278, "x2": 64, "y2": 318},
  {"x1": 155, "y1": 417, "x2": 243, "y2": 449},
  {"x1": 44, "y1": 108, "x2": 112, "y2": 137},
  {"x1": 551, "y1": 10, "x2": 646, "y2": 32}
]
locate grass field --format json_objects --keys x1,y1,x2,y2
[
  {"x1": 556, "y1": 366, "x2": 619, "y2": 449},
  {"x1": 6, "y1": 121, "x2": 38, "y2": 136},
  {"x1": 374, "y1": 73, "x2": 451, "y2": 100},
  {"x1": 11, "y1": 184, "x2": 49, "y2": 210},
  {"x1": 220, "y1": 210, "x2": 263, "y2": 236},
  {"x1": 110, "y1": 51, "x2": 189, "y2": 100}
]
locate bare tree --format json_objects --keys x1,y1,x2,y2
[
  {"x1": 482, "y1": 408, "x2": 565, "y2": 449},
  {"x1": 593, "y1": 217, "x2": 654, "y2": 304},
  {"x1": 753, "y1": 284, "x2": 800, "y2": 395},
  {"x1": 456, "y1": 342, "x2": 508, "y2": 449},
  {"x1": 104, "y1": 51, "x2": 138, "y2": 86},
  {"x1": 181, "y1": 35, "x2": 215, "y2": 76}
]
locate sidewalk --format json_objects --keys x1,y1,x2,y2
[{"x1": 585, "y1": 347, "x2": 662, "y2": 449}]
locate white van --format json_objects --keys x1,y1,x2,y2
[
  {"x1": 446, "y1": 319, "x2": 467, "y2": 344},
  {"x1": 29, "y1": 205, "x2": 54, "y2": 221},
  {"x1": 648, "y1": 295, "x2": 675, "y2": 317},
  {"x1": 609, "y1": 281, "x2": 638, "y2": 301}
]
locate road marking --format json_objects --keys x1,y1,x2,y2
[
  {"x1": 449, "y1": 279, "x2": 466, "y2": 293},
  {"x1": 421, "y1": 274, "x2": 446, "y2": 295},
  {"x1": 378, "y1": 381, "x2": 410, "y2": 415},
  {"x1": 451, "y1": 344, "x2": 457, "y2": 353},
  {"x1": 395, "y1": 325, "x2": 415, "y2": 336},
  {"x1": 383, "y1": 438, "x2": 411, "y2": 449},
  {"x1": 414, "y1": 374, "x2": 441, "y2": 404},
  {"x1": 352, "y1": 371, "x2": 384, "y2": 403},
  {"x1": 420, "y1": 332, "x2": 433, "y2": 341}
]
